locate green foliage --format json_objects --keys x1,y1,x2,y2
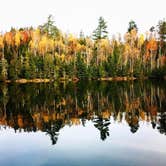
[
  {"x1": 98, "y1": 64, "x2": 107, "y2": 78},
  {"x1": 76, "y1": 54, "x2": 88, "y2": 79},
  {"x1": 39, "y1": 15, "x2": 60, "y2": 38},
  {"x1": 0, "y1": 16, "x2": 165, "y2": 82},
  {"x1": 0, "y1": 57, "x2": 8, "y2": 81},
  {"x1": 158, "y1": 19, "x2": 166, "y2": 41},
  {"x1": 88, "y1": 65, "x2": 98, "y2": 79},
  {"x1": 64, "y1": 62, "x2": 74, "y2": 79},
  {"x1": 151, "y1": 65, "x2": 166, "y2": 78},
  {"x1": 93, "y1": 17, "x2": 108, "y2": 40},
  {"x1": 27, "y1": 55, "x2": 37, "y2": 78},
  {"x1": 43, "y1": 54, "x2": 55, "y2": 78},
  {"x1": 8, "y1": 58, "x2": 21, "y2": 80},
  {"x1": 128, "y1": 20, "x2": 138, "y2": 32},
  {"x1": 158, "y1": 19, "x2": 166, "y2": 55},
  {"x1": 79, "y1": 31, "x2": 86, "y2": 45},
  {"x1": 105, "y1": 43, "x2": 123, "y2": 77}
]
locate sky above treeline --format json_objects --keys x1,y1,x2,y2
[{"x1": 0, "y1": 0, "x2": 165, "y2": 36}]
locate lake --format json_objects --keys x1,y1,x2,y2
[{"x1": 0, "y1": 80, "x2": 166, "y2": 166}]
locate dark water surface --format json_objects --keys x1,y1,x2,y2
[{"x1": 0, "y1": 81, "x2": 166, "y2": 166}]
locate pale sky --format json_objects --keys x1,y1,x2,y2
[{"x1": 0, "y1": 0, "x2": 165, "y2": 36}]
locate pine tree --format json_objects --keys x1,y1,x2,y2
[
  {"x1": 128, "y1": 20, "x2": 138, "y2": 33},
  {"x1": 39, "y1": 15, "x2": 60, "y2": 38},
  {"x1": 93, "y1": 17, "x2": 108, "y2": 41},
  {"x1": 92, "y1": 17, "x2": 108, "y2": 66}
]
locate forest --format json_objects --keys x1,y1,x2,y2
[{"x1": 0, "y1": 15, "x2": 166, "y2": 81}]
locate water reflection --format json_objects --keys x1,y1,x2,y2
[{"x1": 0, "y1": 81, "x2": 166, "y2": 145}]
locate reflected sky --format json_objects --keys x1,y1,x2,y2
[
  {"x1": 0, "y1": 81, "x2": 166, "y2": 166},
  {"x1": 0, "y1": 122, "x2": 166, "y2": 166}
]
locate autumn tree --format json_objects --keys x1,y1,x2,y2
[
  {"x1": 0, "y1": 15, "x2": 165, "y2": 81},
  {"x1": 146, "y1": 38, "x2": 158, "y2": 71},
  {"x1": 124, "y1": 28, "x2": 140, "y2": 77}
]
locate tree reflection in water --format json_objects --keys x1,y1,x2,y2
[
  {"x1": 93, "y1": 117, "x2": 110, "y2": 141},
  {"x1": 158, "y1": 112, "x2": 166, "y2": 135},
  {"x1": 45, "y1": 120, "x2": 63, "y2": 145},
  {"x1": 0, "y1": 80, "x2": 166, "y2": 145}
]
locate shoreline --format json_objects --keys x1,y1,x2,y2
[
  {"x1": 4, "y1": 79, "x2": 52, "y2": 84},
  {"x1": 1, "y1": 76, "x2": 165, "y2": 84}
]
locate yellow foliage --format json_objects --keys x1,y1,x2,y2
[
  {"x1": 102, "y1": 110, "x2": 111, "y2": 119},
  {"x1": 68, "y1": 34, "x2": 77, "y2": 42},
  {"x1": 38, "y1": 36, "x2": 48, "y2": 55},
  {"x1": 124, "y1": 43, "x2": 131, "y2": 53},
  {"x1": 124, "y1": 32, "x2": 130, "y2": 42},
  {"x1": 71, "y1": 118, "x2": 80, "y2": 125},
  {"x1": 43, "y1": 114, "x2": 49, "y2": 123},
  {"x1": 140, "y1": 110, "x2": 145, "y2": 121},
  {"x1": 77, "y1": 43, "x2": 86, "y2": 52},
  {"x1": 15, "y1": 31, "x2": 21, "y2": 47},
  {"x1": 4, "y1": 32, "x2": 13, "y2": 46},
  {"x1": 48, "y1": 39, "x2": 54, "y2": 50},
  {"x1": 55, "y1": 39, "x2": 65, "y2": 52},
  {"x1": 33, "y1": 29, "x2": 40, "y2": 40},
  {"x1": 60, "y1": 53, "x2": 65, "y2": 62},
  {"x1": 29, "y1": 40, "x2": 35, "y2": 50},
  {"x1": 138, "y1": 34, "x2": 145, "y2": 47},
  {"x1": 100, "y1": 39, "x2": 110, "y2": 48},
  {"x1": 0, "y1": 35, "x2": 4, "y2": 48},
  {"x1": 130, "y1": 28, "x2": 137, "y2": 38},
  {"x1": 124, "y1": 29, "x2": 138, "y2": 43},
  {"x1": 85, "y1": 37, "x2": 93, "y2": 48}
]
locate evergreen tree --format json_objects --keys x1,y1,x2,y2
[
  {"x1": 79, "y1": 30, "x2": 86, "y2": 45},
  {"x1": 93, "y1": 17, "x2": 108, "y2": 41},
  {"x1": 29, "y1": 55, "x2": 37, "y2": 79},
  {"x1": 39, "y1": 15, "x2": 60, "y2": 38},
  {"x1": 76, "y1": 54, "x2": 88, "y2": 79},
  {"x1": 93, "y1": 117, "x2": 110, "y2": 141},
  {"x1": 158, "y1": 19, "x2": 166, "y2": 41},
  {"x1": 158, "y1": 19, "x2": 166, "y2": 55},
  {"x1": 128, "y1": 20, "x2": 138, "y2": 32},
  {"x1": 0, "y1": 57, "x2": 8, "y2": 81}
]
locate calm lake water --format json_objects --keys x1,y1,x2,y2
[{"x1": 0, "y1": 81, "x2": 166, "y2": 166}]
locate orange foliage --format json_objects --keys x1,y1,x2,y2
[
  {"x1": 21, "y1": 31, "x2": 30, "y2": 43},
  {"x1": 146, "y1": 38, "x2": 157, "y2": 51}
]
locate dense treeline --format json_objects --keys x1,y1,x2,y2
[
  {"x1": 0, "y1": 15, "x2": 166, "y2": 81},
  {"x1": 0, "y1": 81, "x2": 166, "y2": 144}
]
